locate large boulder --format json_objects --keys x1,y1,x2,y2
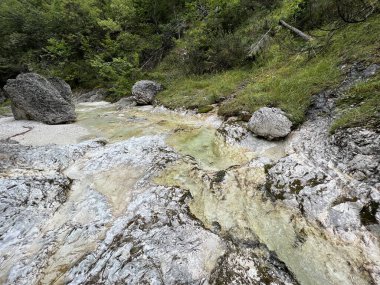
[
  {"x1": 248, "y1": 107, "x2": 292, "y2": 140},
  {"x1": 132, "y1": 80, "x2": 162, "y2": 105},
  {"x1": 4, "y1": 73, "x2": 76, "y2": 124}
]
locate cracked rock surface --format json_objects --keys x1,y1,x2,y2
[
  {"x1": 0, "y1": 131, "x2": 297, "y2": 285},
  {"x1": 262, "y1": 64, "x2": 380, "y2": 283}
]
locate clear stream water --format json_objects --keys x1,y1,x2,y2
[
  {"x1": 0, "y1": 102, "x2": 374, "y2": 285},
  {"x1": 74, "y1": 102, "x2": 373, "y2": 285}
]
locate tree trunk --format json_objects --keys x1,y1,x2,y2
[{"x1": 279, "y1": 20, "x2": 314, "y2": 42}]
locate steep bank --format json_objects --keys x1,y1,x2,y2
[{"x1": 156, "y1": 63, "x2": 380, "y2": 284}]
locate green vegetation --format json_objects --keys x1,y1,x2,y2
[
  {"x1": 219, "y1": 15, "x2": 380, "y2": 125},
  {"x1": 0, "y1": 100, "x2": 11, "y2": 116},
  {"x1": 154, "y1": 69, "x2": 248, "y2": 110},
  {"x1": 331, "y1": 74, "x2": 380, "y2": 133},
  {"x1": 198, "y1": 105, "x2": 214, "y2": 113},
  {"x1": 0, "y1": 0, "x2": 188, "y2": 94},
  {"x1": 155, "y1": 1, "x2": 379, "y2": 126},
  {"x1": 218, "y1": 51, "x2": 340, "y2": 124},
  {"x1": 0, "y1": 0, "x2": 379, "y2": 129}
]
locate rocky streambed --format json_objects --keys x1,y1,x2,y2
[{"x1": 0, "y1": 82, "x2": 379, "y2": 284}]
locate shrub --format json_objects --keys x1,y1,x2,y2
[{"x1": 184, "y1": 31, "x2": 248, "y2": 74}]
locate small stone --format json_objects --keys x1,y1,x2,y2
[
  {"x1": 248, "y1": 107, "x2": 292, "y2": 140},
  {"x1": 116, "y1": 97, "x2": 137, "y2": 110}
]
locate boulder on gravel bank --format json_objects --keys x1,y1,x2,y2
[
  {"x1": 4, "y1": 73, "x2": 76, "y2": 124},
  {"x1": 248, "y1": 107, "x2": 292, "y2": 140},
  {"x1": 132, "y1": 80, "x2": 162, "y2": 105}
]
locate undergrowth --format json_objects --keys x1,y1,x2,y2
[
  {"x1": 331, "y1": 73, "x2": 380, "y2": 133},
  {"x1": 0, "y1": 99, "x2": 11, "y2": 116},
  {"x1": 154, "y1": 69, "x2": 249, "y2": 110},
  {"x1": 154, "y1": 14, "x2": 380, "y2": 128}
]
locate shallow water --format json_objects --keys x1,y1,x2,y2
[
  {"x1": 155, "y1": 162, "x2": 371, "y2": 285},
  {"x1": 76, "y1": 103, "x2": 256, "y2": 170},
  {"x1": 1, "y1": 102, "x2": 375, "y2": 285}
]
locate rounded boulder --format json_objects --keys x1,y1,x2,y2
[
  {"x1": 248, "y1": 107, "x2": 292, "y2": 140},
  {"x1": 132, "y1": 80, "x2": 162, "y2": 105}
]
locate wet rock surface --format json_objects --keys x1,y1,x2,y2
[
  {"x1": 158, "y1": 154, "x2": 376, "y2": 285},
  {"x1": 116, "y1": 96, "x2": 137, "y2": 109},
  {"x1": 66, "y1": 185, "x2": 225, "y2": 285},
  {"x1": 0, "y1": 130, "x2": 295, "y2": 284},
  {"x1": 262, "y1": 64, "x2": 380, "y2": 283},
  {"x1": 4, "y1": 73, "x2": 76, "y2": 124}
]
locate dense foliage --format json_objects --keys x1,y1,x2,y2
[
  {"x1": 0, "y1": 0, "x2": 187, "y2": 94},
  {"x1": 0, "y1": 0, "x2": 378, "y2": 99}
]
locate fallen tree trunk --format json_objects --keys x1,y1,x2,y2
[{"x1": 279, "y1": 20, "x2": 314, "y2": 41}]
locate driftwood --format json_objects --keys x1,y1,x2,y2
[{"x1": 279, "y1": 20, "x2": 314, "y2": 41}]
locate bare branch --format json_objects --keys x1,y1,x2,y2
[
  {"x1": 279, "y1": 20, "x2": 314, "y2": 42},
  {"x1": 248, "y1": 29, "x2": 272, "y2": 57}
]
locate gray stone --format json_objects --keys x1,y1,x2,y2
[
  {"x1": 116, "y1": 96, "x2": 137, "y2": 110},
  {"x1": 75, "y1": 89, "x2": 107, "y2": 103},
  {"x1": 132, "y1": 80, "x2": 162, "y2": 105},
  {"x1": 332, "y1": 128, "x2": 380, "y2": 186},
  {"x1": 328, "y1": 202, "x2": 362, "y2": 230},
  {"x1": 4, "y1": 73, "x2": 76, "y2": 124},
  {"x1": 248, "y1": 107, "x2": 292, "y2": 140}
]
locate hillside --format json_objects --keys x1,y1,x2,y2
[
  {"x1": 152, "y1": 0, "x2": 380, "y2": 132},
  {"x1": 1, "y1": 0, "x2": 379, "y2": 131}
]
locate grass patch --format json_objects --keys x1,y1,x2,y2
[
  {"x1": 0, "y1": 99, "x2": 11, "y2": 116},
  {"x1": 198, "y1": 105, "x2": 214, "y2": 113},
  {"x1": 218, "y1": 49, "x2": 340, "y2": 125},
  {"x1": 151, "y1": 13, "x2": 380, "y2": 128},
  {"x1": 331, "y1": 74, "x2": 380, "y2": 133},
  {"x1": 219, "y1": 15, "x2": 380, "y2": 126},
  {"x1": 154, "y1": 69, "x2": 249, "y2": 111}
]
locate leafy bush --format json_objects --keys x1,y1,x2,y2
[
  {"x1": 0, "y1": 0, "x2": 187, "y2": 97},
  {"x1": 183, "y1": 31, "x2": 248, "y2": 74}
]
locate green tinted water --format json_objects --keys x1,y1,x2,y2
[{"x1": 76, "y1": 103, "x2": 253, "y2": 170}]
